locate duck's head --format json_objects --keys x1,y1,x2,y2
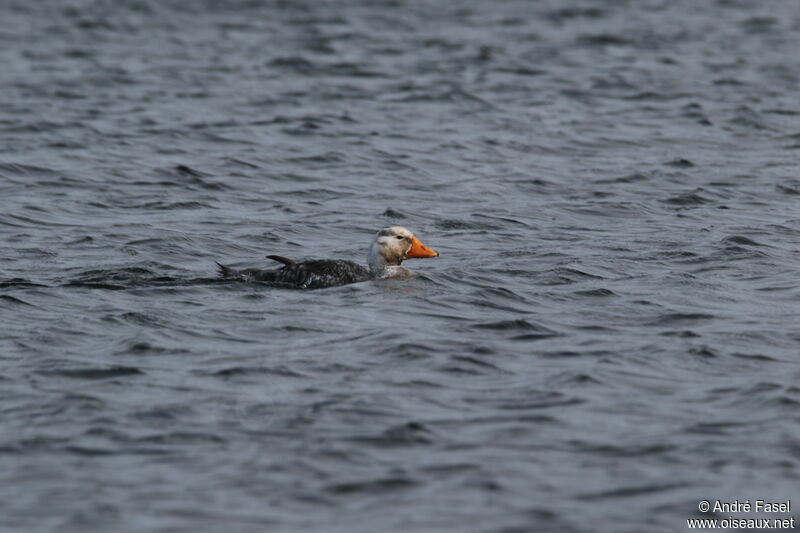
[{"x1": 367, "y1": 226, "x2": 439, "y2": 276}]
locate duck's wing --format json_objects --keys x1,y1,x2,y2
[{"x1": 266, "y1": 255, "x2": 296, "y2": 266}]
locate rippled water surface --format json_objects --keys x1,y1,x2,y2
[{"x1": 2, "y1": 0, "x2": 800, "y2": 531}]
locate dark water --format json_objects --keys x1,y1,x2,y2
[{"x1": 2, "y1": 0, "x2": 800, "y2": 531}]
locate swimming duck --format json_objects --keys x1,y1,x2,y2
[{"x1": 216, "y1": 226, "x2": 439, "y2": 289}]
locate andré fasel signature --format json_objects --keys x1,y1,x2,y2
[{"x1": 698, "y1": 499, "x2": 792, "y2": 514}]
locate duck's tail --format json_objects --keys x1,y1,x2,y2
[
  {"x1": 215, "y1": 262, "x2": 238, "y2": 278},
  {"x1": 215, "y1": 262, "x2": 281, "y2": 282}
]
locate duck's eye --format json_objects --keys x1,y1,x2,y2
[{"x1": 396, "y1": 235, "x2": 404, "y2": 240}]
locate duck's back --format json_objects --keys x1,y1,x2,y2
[
  {"x1": 277, "y1": 259, "x2": 371, "y2": 289},
  {"x1": 218, "y1": 259, "x2": 371, "y2": 289}
]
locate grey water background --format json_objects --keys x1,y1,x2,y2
[{"x1": 2, "y1": 0, "x2": 799, "y2": 531}]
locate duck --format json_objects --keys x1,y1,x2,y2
[{"x1": 216, "y1": 226, "x2": 439, "y2": 289}]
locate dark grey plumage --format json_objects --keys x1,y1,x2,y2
[{"x1": 216, "y1": 258, "x2": 371, "y2": 289}]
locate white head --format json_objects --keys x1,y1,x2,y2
[{"x1": 367, "y1": 226, "x2": 439, "y2": 277}]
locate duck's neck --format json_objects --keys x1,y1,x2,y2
[{"x1": 368, "y1": 243, "x2": 404, "y2": 278}]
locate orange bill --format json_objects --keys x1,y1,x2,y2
[{"x1": 407, "y1": 236, "x2": 439, "y2": 258}]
